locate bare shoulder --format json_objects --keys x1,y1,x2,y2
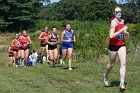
[
  {"x1": 111, "y1": 19, "x2": 117, "y2": 27},
  {"x1": 40, "y1": 32, "x2": 44, "y2": 35},
  {"x1": 19, "y1": 36, "x2": 22, "y2": 39},
  {"x1": 62, "y1": 30, "x2": 65, "y2": 34},
  {"x1": 121, "y1": 19, "x2": 125, "y2": 23},
  {"x1": 27, "y1": 36, "x2": 31, "y2": 39}
]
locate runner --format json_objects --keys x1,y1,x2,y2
[
  {"x1": 11, "y1": 34, "x2": 21, "y2": 67},
  {"x1": 19, "y1": 30, "x2": 32, "y2": 66},
  {"x1": 103, "y1": 6, "x2": 129, "y2": 91},
  {"x1": 39, "y1": 26, "x2": 50, "y2": 64},
  {"x1": 8, "y1": 45, "x2": 15, "y2": 67},
  {"x1": 61, "y1": 24, "x2": 76, "y2": 70},
  {"x1": 46, "y1": 26, "x2": 59, "y2": 67}
]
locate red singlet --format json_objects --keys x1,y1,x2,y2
[
  {"x1": 20, "y1": 36, "x2": 30, "y2": 49},
  {"x1": 13, "y1": 39, "x2": 20, "y2": 51},
  {"x1": 41, "y1": 32, "x2": 49, "y2": 45},
  {"x1": 109, "y1": 18, "x2": 125, "y2": 46}
]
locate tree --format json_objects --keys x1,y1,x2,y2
[
  {"x1": 0, "y1": 0, "x2": 42, "y2": 32},
  {"x1": 7, "y1": 0, "x2": 41, "y2": 31},
  {"x1": 122, "y1": 0, "x2": 140, "y2": 23},
  {"x1": 0, "y1": 0, "x2": 12, "y2": 32},
  {"x1": 39, "y1": 0, "x2": 50, "y2": 5},
  {"x1": 44, "y1": 0, "x2": 116, "y2": 21}
]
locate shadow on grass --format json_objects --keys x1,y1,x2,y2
[
  {"x1": 110, "y1": 81, "x2": 120, "y2": 87},
  {"x1": 63, "y1": 67, "x2": 78, "y2": 70},
  {"x1": 54, "y1": 64, "x2": 62, "y2": 67},
  {"x1": 104, "y1": 81, "x2": 127, "y2": 92}
]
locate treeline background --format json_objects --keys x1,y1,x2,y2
[
  {"x1": 0, "y1": 0, "x2": 140, "y2": 62},
  {"x1": 0, "y1": 0, "x2": 140, "y2": 32}
]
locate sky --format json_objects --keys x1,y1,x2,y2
[
  {"x1": 51, "y1": 0, "x2": 60, "y2": 3},
  {"x1": 51, "y1": 0, "x2": 126, "y2": 4}
]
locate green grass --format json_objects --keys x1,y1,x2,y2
[
  {"x1": 0, "y1": 52, "x2": 140, "y2": 93},
  {"x1": 0, "y1": 22, "x2": 140, "y2": 93}
]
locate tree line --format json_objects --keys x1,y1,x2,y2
[{"x1": 0, "y1": 0, "x2": 139, "y2": 32}]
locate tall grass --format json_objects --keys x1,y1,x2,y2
[
  {"x1": 1, "y1": 20, "x2": 139, "y2": 63},
  {"x1": 28, "y1": 20, "x2": 140, "y2": 63}
]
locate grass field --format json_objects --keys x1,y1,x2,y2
[
  {"x1": 0, "y1": 33, "x2": 140, "y2": 93},
  {"x1": 0, "y1": 53, "x2": 140, "y2": 93}
]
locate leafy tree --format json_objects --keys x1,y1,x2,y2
[
  {"x1": 123, "y1": 0, "x2": 140, "y2": 23},
  {"x1": 0, "y1": 0, "x2": 12, "y2": 31},
  {"x1": 44, "y1": 0, "x2": 116, "y2": 21},
  {"x1": 0, "y1": 0, "x2": 41, "y2": 32}
]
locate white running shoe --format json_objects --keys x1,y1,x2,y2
[
  {"x1": 119, "y1": 83, "x2": 126, "y2": 91},
  {"x1": 68, "y1": 68, "x2": 73, "y2": 71},
  {"x1": 60, "y1": 59, "x2": 65, "y2": 64},
  {"x1": 103, "y1": 74, "x2": 109, "y2": 86},
  {"x1": 15, "y1": 65, "x2": 18, "y2": 67}
]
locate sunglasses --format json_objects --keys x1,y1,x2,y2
[{"x1": 115, "y1": 11, "x2": 122, "y2": 14}]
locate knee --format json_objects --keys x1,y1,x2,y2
[
  {"x1": 121, "y1": 63, "x2": 126, "y2": 67},
  {"x1": 62, "y1": 55, "x2": 66, "y2": 59},
  {"x1": 68, "y1": 55, "x2": 72, "y2": 59},
  {"x1": 50, "y1": 56, "x2": 54, "y2": 60},
  {"x1": 21, "y1": 57, "x2": 24, "y2": 60},
  {"x1": 21, "y1": 56, "x2": 24, "y2": 59},
  {"x1": 107, "y1": 64, "x2": 114, "y2": 68},
  {"x1": 54, "y1": 56, "x2": 58, "y2": 60}
]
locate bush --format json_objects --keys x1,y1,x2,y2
[{"x1": 29, "y1": 20, "x2": 140, "y2": 63}]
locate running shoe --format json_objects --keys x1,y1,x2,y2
[
  {"x1": 60, "y1": 59, "x2": 65, "y2": 64},
  {"x1": 119, "y1": 83, "x2": 126, "y2": 91},
  {"x1": 15, "y1": 65, "x2": 18, "y2": 67},
  {"x1": 68, "y1": 68, "x2": 73, "y2": 70},
  {"x1": 103, "y1": 74, "x2": 109, "y2": 86}
]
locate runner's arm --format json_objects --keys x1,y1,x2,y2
[
  {"x1": 124, "y1": 31, "x2": 129, "y2": 36},
  {"x1": 57, "y1": 34, "x2": 61, "y2": 44},
  {"x1": 28, "y1": 36, "x2": 32, "y2": 44},
  {"x1": 39, "y1": 32, "x2": 44, "y2": 40},
  {"x1": 73, "y1": 31, "x2": 76, "y2": 42},
  {"x1": 11, "y1": 40, "x2": 15, "y2": 47},
  {"x1": 46, "y1": 35, "x2": 53, "y2": 45},
  {"x1": 110, "y1": 20, "x2": 128, "y2": 39},
  {"x1": 61, "y1": 31, "x2": 70, "y2": 42},
  {"x1": 8, "y1": 46, "x2": 11, "y2": 52}
]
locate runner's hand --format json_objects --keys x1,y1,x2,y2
[
  {"x1": 124, "y1": 31, "x2": 129, "y2": 36},
  {"x1": 67, "y1": 40, "x2": 73, "y2": 42}
]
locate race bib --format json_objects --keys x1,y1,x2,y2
[
  {"x1": 53, "y1": 42, "x2": 56, "y2": 45},
  {"x1": 24, "y1": 43, "x2": 28, "y2": 47},
  {"x1": 16, "y1": 44, "x2": 20, "y2": 48},
  {"x1": 67, "y1": 38, "x2": 72, "y2": 40},
  {"x1": 118, "y1": 34, "x2": 124, "y2": 40}
]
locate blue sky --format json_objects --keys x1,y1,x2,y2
[
  {"x1": 51, "y1": 0, "x2": 125, "y2": 3},
  {"x1": 51, "y1": 0, "x2": 60, "y2": 3}
]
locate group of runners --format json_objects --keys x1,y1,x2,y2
[
  {"x1": 8, "y1": 5, "x2": 129, "y2": 91},
  {"x1": 8, "y1": 24, "x2": 76, "y2": 70}
]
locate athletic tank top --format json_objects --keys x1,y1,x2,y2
[
  {"x1": 49, "y1": 33, "x2": 58, "y2": 42},
  {"x1": 41, "y1": 32, "x2": 49, "y2": 44},
  {"x1": 20, "y1": 36, "x2": 30, "y2": 48},
  {"x1": 109, "y1": 18, "x2": 125, "y2": 46},
  {"x1": 64, "y1": 30, "x2": 73, "y2": 41},
  {"x1": 13, "y1": 39, "x2": 21, "y2": 50}
]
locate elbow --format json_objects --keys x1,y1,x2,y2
[
  {"x1": 109, "y1": 35, "x2": 114, "y2": 39},
  {"x1": 61, "y1": 39, "x2": 63, "y2": 42}
]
